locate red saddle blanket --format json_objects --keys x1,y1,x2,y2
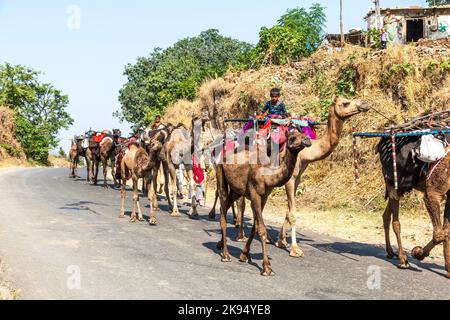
[{"x1": 93, "y1": 133, "x2": 106, "y2": 143}]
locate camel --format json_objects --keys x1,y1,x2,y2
[
  {"x1": 119, "y1": 131, "x2": 166, "y2": 225},
  {"x1": 208, "y1": 97, "x2": 369, "y2": 257},
  {"x1": 159, "y1": 123, "x2": 199, "y2": 218},
  {"x1": 69, "y1": 137, "x2": 90, "y2": 180},
  {"x1": 87, "y1": 129, "x2": 122, "y2": 188},
  {"x1": 377, "y1": 134, "x2": 450, "y2": 276},
  {"x1": 275, "y1": 97, "x2": 369, "y2": 257},
  {"x1": 216, "y1": 124, "x2": 311, "y2": 276},
  {"x1": 411, "y1": 150, "x2": 450, "y2": 278}
]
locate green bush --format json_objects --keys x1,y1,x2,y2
[{"x1": 0, "y1": 144, "x2": 21, "y2": 158}]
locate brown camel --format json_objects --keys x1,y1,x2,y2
[
  {"x1": 87, "y1": 129, "x2": 122, "y2": 188},
  {"x1": 119, "y1": 131, "x2": 165, "y2": 225},
  {"x1": 69, "y1": 137, "x2": 89, "y2": 180},
  {"x1": 209, "y1": 97, "x2": 369, "y2": 256},
  {"x1": 377, "y1": 134, "x2": 450, "y2": 276},
  {"x1": 411, "y1": 150, "x2": 450, "y2": 278},
  {"x1": 276, "y1": 97, "x2": 369, "y2": 257},
  {"x1": 216, "y1": 125, "x2": 311, "y2": 276}
]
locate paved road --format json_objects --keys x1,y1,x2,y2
[{"x1": 0, "y1": 168, "x2": 448, "y2": 300}]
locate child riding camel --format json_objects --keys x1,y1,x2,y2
[
  {"x1": 261, "y1": 88, "x2": 289, "y2": 119},
  {"x1": 243, "y1": 88, "x2": 289, "y2": 133}
]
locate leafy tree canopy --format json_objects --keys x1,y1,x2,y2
[
  {"x1": 248, "y1": 3, "x2": 327, "y2": 66},
  {"x1": 0, "y1": 63, "x2": 73, "y2": 163},
  {"x1": 116, "y1": 29, "x2": 252, "y2": 128},
  {"x1": 426, "y1": 0, "x2": 450, "y2": 6}
]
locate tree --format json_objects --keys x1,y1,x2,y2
[
  {"x1": 116, "y1": 29, "x2": 251, "y2": 128},
  {"x1": 0, "y1": 63, "x2": 73, "y2": 163},
  {"x1": 426, "y1": 0, "x2": 450, "y2": 6},
  {"x1": 251, "y1": 3, "x2": 327, "y2": 66}
]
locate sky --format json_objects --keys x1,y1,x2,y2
[{"x1": 0, "y1": 0, "x2": 427, "y2": 153}]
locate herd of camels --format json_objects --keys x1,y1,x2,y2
[{"x1": 69, "y1": 96, "x2": 450, "y2": 278}]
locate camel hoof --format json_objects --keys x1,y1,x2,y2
[
  {"x1": 236, "y1": 236, "x2": 248, "y2": 243},
  {"x1": 261, "y1": 268, "x2": 275, "y2": 277},
  {"x1": 290, "y1": 246, "x2": 304, "y2": 258},
  {"x1": 221, "y1": 254, "x2": 231, "y2": 263},
  {"x1": 119, "y1": 214, "x2": 125, "y2": 219},
  {"x1": 239, "y1": 252, "x2": 251, "y2": 263},
  {"x1": 149, "y1": 218, "x2": 157, "y2": 226},
  {"x1": 170, "y1": 212, "x2": 181, "y2": 217},
  {"x1": 130, "y1": 219, "x2": 136, "y2": 224},
  {"x1": 154, "y1": 207, "x2": 161, "y2": 212},
  {"x1": 412, "y1": 246, "x2": 425, "y2": 261},
  {"x1": 397, "y1": 262, "x2": 410, "y2": 270},
  {"x1": 138, "y1": 218, "x2": 145, "y2": 222},
  {"x1": 276, "y1": 240, "x2": 288, "y2": 249}
]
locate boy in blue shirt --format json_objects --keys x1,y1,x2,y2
[{"x1": 261, "y1": 88, "x2": 288, "y2": 118}]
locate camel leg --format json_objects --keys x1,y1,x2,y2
[
  {"x1": 277, "y1": 178, "x2": 303, "y2": 257},
  {"x1": 278, "y1": 180, "x2": 294, "y2": 249},
  {"x1": 102, "y1": 158, "x2": 109, "y2": 189},
  {"x1": 390, "y1": 198, "x2": 409, "y2": 269},
  {"x1": 383, "y1": 198, "x2": 397, "y2": 259},
  {"x1": 93, "y1": 158, "x2": 99, "y2": 185},
  {"x1": 412, "y1": 192, "x2": 446, "y2": 261},
  {"x1": 443, "y1": 195, "x2": 450, "y2": 278},
  {"x1": 236, "y1": 197, "x2": 247, "y2": 242},
  {"x1": 239, "y1": 218, "x2": 256, "y2": 264},
  {"x1": 152, "y1": 164, "x2": 161, "y2": 211},
  {"x1": 119, "y1": 166, "x2": 127, "y2": 218},
  {"x1": 168, "y1": 163, "x2": 180, "y2": 216},
  {"x1": 208, "y1": 190, "x2": 219, "y2": 221},
  {"x1": 131, "y1": 176, "x2": 145, "y2": 223},
  {"x1": 216, "y1": 167, "x2": 233, "y2": 262},
  {"x1": 162, "y1": 160, "x2": 173, "y2": 212},
  {"x1": 85, "y1": 156, "x2": 91, "y2": 183},
  {"x1": 187, "y1": 169, "x2": 199, "y2": 218},
  {"x1": 110, "y1": 156, "x2": 118, "y2": 187},
  {"x1": 147, "y1": 171, "x2": 157, "y2": 226},
  {"x1": 252, "y1": 192, "x2": 274, "y2": 276},
  {"x1": 69, "y1": 154, "x2": 76, "y2": 178}
]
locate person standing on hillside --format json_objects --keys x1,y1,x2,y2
[{"x1": 383, "y1": 10, "x2": 401, "y2": 48}]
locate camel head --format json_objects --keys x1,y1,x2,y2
[
  {"x1": 148, "y1": 136, "x2": 164, "y2": 153},
  {"x1": 286, "y1": 127, "x2": 312, "y2": 152},
  {"x1": 332, "y1": 96, "x2": 369, "y2": 120}
]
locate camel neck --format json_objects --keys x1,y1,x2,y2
[
  {"x1": 300, "y1": 105, "x2": 344, "y2": 164},
  {"x1": 265, "y1": 147, "x2": 300, "y2": 189}
]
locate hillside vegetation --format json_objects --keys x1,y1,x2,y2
[
  {"x1": 0, "y1": 106, "x2": 27, "y2": 167},
  {"x1": 163, "y1": 43, "x2": 450, "y2": 214}
]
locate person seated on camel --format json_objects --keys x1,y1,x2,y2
[{"x1": 261, "y1": 88, "x2": 289, "y2": 119}]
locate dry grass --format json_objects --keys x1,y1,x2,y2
[{"x1": 48, "y1": 155, "x2": 70, "y2": 168}]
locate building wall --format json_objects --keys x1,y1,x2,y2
[{"x1": 367, "y1": 11, "x2": 450, "y2": 43}]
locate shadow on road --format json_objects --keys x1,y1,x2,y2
[{"x1": 58, "y1": 201, "x2": 106, "y2": 215}]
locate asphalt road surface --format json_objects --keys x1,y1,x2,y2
[{"x1": 0, "y1": 168, "x2": 448, "y2": 300}]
